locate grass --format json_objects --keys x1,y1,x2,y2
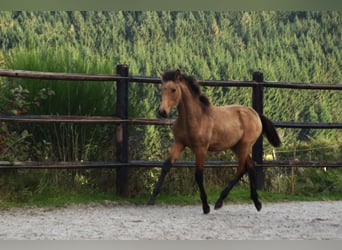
[{"x1": 1, "y1": 187, "x2": 342, "y2": 209}]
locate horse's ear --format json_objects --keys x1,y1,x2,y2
[{"x1": 175, "y1": 69, "x2": 181, "y2": 81}]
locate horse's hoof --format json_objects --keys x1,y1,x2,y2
[
  {"x1": 203, "y1": 205, "x2": 210, "y2": 214},
  {"x1": 214, "y1": 200, "x2": 223, "y2": 210},
  {"x1": 255, "y1": 201, "x2": 262, "y2": 211},
  {"x1": 147, "y1": 198, "x2": 155, "y2": 205}
]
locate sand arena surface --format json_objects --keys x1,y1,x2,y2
[{"x1": 0, "y1": 201, "x2": 341, "y2": 240}]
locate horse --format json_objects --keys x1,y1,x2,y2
[{"x1": 147, "y1": 69, "x2": 281, "y2": 214}]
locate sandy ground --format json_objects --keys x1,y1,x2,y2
[{"x1": 0, "y1": 201, "x2": 341, "y2": 240}]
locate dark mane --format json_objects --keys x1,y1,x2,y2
[{"x1": 162, "y1": 70, "x2": 210, "y2": 107}]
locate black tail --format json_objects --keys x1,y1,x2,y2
[{"x1": 259, "y1": 114, "x2": 281, "y2": 147}]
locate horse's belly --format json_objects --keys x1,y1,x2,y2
[
  {"x1": 207, "y1": 139, "x2": 238, "y2": 152},
  {"x1": 207, "y1": 120, "x2": 243, "y2": 151},
  {"x1": 208, "y1": 129, "x2": 242, "y2": 151}
]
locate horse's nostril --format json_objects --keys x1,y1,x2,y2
[{"x1": 158, "y1": 109, "x2": 167, "y2": 118}]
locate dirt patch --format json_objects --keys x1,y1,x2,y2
[{"x1": 1, "y1": 201, "x2": 341, "y2": 239}]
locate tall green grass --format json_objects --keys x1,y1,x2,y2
[
  {"x1": 4, "y1": 46, "x2": 119, "y2": 162},
  {"x1": 6, "y1": 45, "x2": 115, "y2": 116}
]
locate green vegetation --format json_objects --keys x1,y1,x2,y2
[
  {"x1": 0, "y1": 11, "x2": 341, "y2": 206},
  {"x1": 1, "y1": 186, "x2": 342, "y2": 209}
]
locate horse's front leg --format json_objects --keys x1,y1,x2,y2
[
  {"x1": 194, "y1": 148, "x2": 210, "y2": 214},
  {"x1": 147, "y1": 141, "x2": 184, "y2": 205}
]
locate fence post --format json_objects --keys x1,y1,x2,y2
[
  {"x1": 116, "y1": 64, "x2": 129, "y2": 196},
  {"x1": 252, "y1": 71, "x2": 264, "y2": 190}
]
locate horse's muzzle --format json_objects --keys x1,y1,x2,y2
[{"x1": 157, "y1": 109, "x2": 168, "y2": 118}]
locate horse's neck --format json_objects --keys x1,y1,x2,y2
[{"x1": 177, "y1": 84, "x2": 205, "y2": 126}]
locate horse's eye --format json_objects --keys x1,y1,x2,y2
[{"x1": 171, "y1": 88, "x2": 176, "y2": 93}]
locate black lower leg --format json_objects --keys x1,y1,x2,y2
[
  {"x1": 214, "y1": 171, "x2": 245, "y2": 210},
  {"x1": 247, "y1": 167, "x2": 262, "y2": 211},
  {"x1": 195, "y1": 169, "x2": 210, "y2": 214},
  {"x1": 147, "y1": 158, "x2": 172, "y2": 205}
]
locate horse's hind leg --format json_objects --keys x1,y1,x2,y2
[
  {"x1": 246, "y1": 156, "x2": 262, "y2": 211},
  {"x1": 214, "y1": 168, "x2": 245, "y2": 210},
  {"x1": 214, "y1": 143, "x2": 247, "y2": 210}
]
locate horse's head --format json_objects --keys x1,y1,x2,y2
[{"x1": 158, "y1": 69, "x2": 182, "y2": 118}]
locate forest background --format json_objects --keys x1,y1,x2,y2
[{"x1": 0, "y1": 11, "x2": 341, "y2": 203}]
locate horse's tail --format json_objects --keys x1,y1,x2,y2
[{"x1": 259, "y1": 114, "x2": 281, "y2": 147}]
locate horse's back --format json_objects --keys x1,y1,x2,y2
[
  {"x1": 214, "y1": 104, "x2": 260, "y2": 125},
  {"x1": 220, "y1": 105, "x2": 262, "y2": 135}
]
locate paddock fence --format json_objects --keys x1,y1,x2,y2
[{"x1": 0, "y1": 64, "x2": 341, "y2": 194}]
